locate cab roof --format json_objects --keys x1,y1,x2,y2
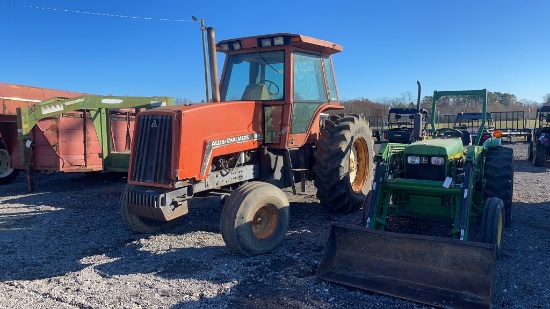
[{"x1": 216, "y1": 33, "x2": 343, "y2": 55}]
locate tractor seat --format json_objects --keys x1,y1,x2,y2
[
  {"x1": 241, "y1": 84, "x2": 270, "y2": 100},
  {"x1": 461, "y1": 130, "x2": 472, "y2": 146}
]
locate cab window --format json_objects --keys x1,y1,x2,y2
[
  {"x1": 221, "y1": 51, "x2": 284, "y2": 101},
  {"x1": 292, "y1": 52, "x2": 328, "y2": 134}
]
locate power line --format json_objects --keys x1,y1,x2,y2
[{"x1": 0, "y1": 2, "x2": 195, "y2": 23}]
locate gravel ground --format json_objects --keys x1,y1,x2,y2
[{"x1": 0, "y1": 142, "x2": 548, "y2": 309}]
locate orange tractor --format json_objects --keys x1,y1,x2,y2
[{"x1": 121, "y1": 32, "x2": 375, "y2": 256}]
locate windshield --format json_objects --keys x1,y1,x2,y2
[{"x1": 221, "y1": 51, "x2": 284, "y2": 101}]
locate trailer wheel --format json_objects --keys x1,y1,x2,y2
[
  {"x1": 484, "y1": 146, "x2": 513, "y2": 227},
  {"x1": 0, "y1": 149, "x2": 20, "y2": 185},
  {"x1": 120, "y1": 185, "x2": 176, "y2": 234},
  {"x1": 533, "y1": 143, "x2": 546, "y2": 167},
  {"x1": 481, "y1": 197, "x2": 504, "y2": 258},
  {"x1": 528, "y1": 141, "x2": 534, "y2": 161},
  {"x1": 220, "y1": 182, "x2": 289, "y2": 257},
  {"x1": 313, "y1": 114, "x2": 374, "y2": 213}
]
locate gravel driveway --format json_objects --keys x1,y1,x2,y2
[{"x1": 0, "y1": 143, "x2": 548, "y2": 309}]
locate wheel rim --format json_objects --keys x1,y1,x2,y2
[
  {"x1": 0, "y1": 149, "x2": 14, "y2": 178},
  {"x1": 349, "y1": 138, "x2": 369, "y2": 192},
  {"x1": 252, "y1": 204, "x2": 279, "y2": 240}
]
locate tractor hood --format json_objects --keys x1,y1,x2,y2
[{"x1": 404, "y1": 138, "x2": 464, "y2": 157}]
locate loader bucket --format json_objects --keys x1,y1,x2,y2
[{"x1": 317, "y1": 223, "x2": 496, "y2": 309}]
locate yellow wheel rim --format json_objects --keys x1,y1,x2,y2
[{"x1": 349, "y1": 138, "x2": 369, "y2": 192}]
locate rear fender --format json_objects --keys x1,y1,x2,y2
[{"x1": 482, "y1": 137, "x2": 501, "y2": 148}]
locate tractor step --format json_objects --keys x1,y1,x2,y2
[{"x1": 317, "y1": 223, "x2": 496, "y2": 309}]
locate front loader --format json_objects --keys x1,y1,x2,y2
[
  {"x1": 120, "y1": 32, "x2": 375, "y2": 257},
  {"x1": 318, "y1": 89, "x2": 514, "y2": 308}
]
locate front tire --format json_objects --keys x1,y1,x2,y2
[
  {"x1": 0, "y1": 148, "x2": 20, "y2": 184},
  {"x1": 313, "y1": 114, "x2": 374, "y2": 213},
  {"x1": 533, "y1": 143, "x2": 546, "y2": 167},
  {"x1": 120, "y1": 185, "x2": 177, "y2": 234},
  {"x1": 481, "y1": 197, "x2": 504, "y2": 258},
  {"x1": 484, "y1": 146, "x2": 513, "y2": 227},
  {"x1": 220, "y1": 182, "x2": 290, "y2": 257}
]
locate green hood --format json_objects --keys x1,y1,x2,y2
[{"x1": 404, "y1": 138, "x2": 464, "y2": 157}]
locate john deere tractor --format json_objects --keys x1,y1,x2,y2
[{"x1": 318, "y1": 89, "x2": 514, "y2": 309}]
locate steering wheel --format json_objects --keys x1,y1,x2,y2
[
  {"x1": 259, "y1": 79, "x2": 280, "y2": 96},
  {"x1": 435, "y1": 128, "x2": 463, "y2": 139}
]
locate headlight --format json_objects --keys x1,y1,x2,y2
[
  {"x1": 273, "y1": 36, "x2": 285, "y2": 45},
  {"x1": 407, "y1": 156, "x2": 420, "y2": 164},
  {"x1": 261, "y1": 38, "x2": 272, "y2": 47},
  {"x1": 431, "y1": 157, "x2": 444, "y2": 165}
]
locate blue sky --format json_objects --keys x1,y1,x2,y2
[{"x1": 1, "y1": 1, "x2": 549, "y2": 103}]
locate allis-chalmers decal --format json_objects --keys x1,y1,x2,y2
[
  {"x1": 210, "y1": 133, "x2": 261, "y2": 148},
  {"x1": 201, "y1": 133, "x2": 263, "y2": 176}
]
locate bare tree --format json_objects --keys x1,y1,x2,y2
[{"x1": 175, "y1": 97, "x2": 193, "y2": 104}]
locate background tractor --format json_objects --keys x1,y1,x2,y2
[
  {"x1": 318, "y1": 89, "x2": 514, "y2": 308},
  {"x1": 120, "y1": 32, "x2": 375, "y2": 257},
  {"x1": 453, "y1": 111, "x2": 495, "y2": 145},
  {"x1": 528, "y1": 105, "x2": 550, "y2": 166},
  {"x1": 383, "y1": 82, "x2": 428, "y2": 144},
  {"x1": 383, "y1": 107, "x2": 428, "y2": 143}
]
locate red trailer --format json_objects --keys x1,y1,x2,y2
[
  {"x1": 0, "y1": 82, "x2": 173, "y2": 188},
  {"x1": 0, "y1": 82, "x2": 86, "y2": 184}
]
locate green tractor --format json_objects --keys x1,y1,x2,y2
[{"x1": 318, "y1": 89, "x2": 513, "y2": 308}]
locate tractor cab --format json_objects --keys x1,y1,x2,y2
[
  {"x1": 529, "y1": 105, "x2": 550, "y2": 166},
  {"x1": 534, "y1": 106, "x2": 550, "y2": 135},
  {"x1": 216, "y1": 34, "x2": 344, "y2": 148}
]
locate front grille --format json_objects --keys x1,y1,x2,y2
[
  {"x1": 406, "y1": 162, "x2": 446, "y2": 181},
  {"x1": 131, "y1": 114, "x2": 173, "y2": 184}
]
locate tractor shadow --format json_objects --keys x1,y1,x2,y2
[
  {"x1": 513, "y1": 159, "x2": 550, "y2": 173},
  {"x1": 0, "y1": 171, "x2": 131, "y2": 281}
]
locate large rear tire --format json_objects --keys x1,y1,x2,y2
[
  {"x1": 120, "y1": 185, "x2": 177, "y2": 234},
  {"x1": 220, "y1": 182, "x2": 289, "y2": 257},
  {"x1": 533, "y1": 143, "x2": 546, "y2": 167},
  {"x1": 481, "y1": 197, "x2": 504, "y2": 258},
  {"x1": 0, "y1": 148, "x2": 20, "y2": 184},
  {"x1": 484, "y1": 146, "x2": 513, "y2": 227},
  {"x1": 313, "y1": 114, "x2": 374, "y2": 213}
]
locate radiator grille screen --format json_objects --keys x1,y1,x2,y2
[
  {"x1": 130, "y1": 115, "x2": 173, "y2": 184},
  {"x1": 406, "y1": 160, "x2": 446, "y2": 181}
]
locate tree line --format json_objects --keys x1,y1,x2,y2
[{"x1": 342, "y1": 91, "x2": 550, "y2": 120}]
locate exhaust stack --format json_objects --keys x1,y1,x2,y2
[
  {"x1": 207, "y1": 27, "x2": 220, "y2": 102},
  {"x1": 413, "y1": 80, "x2": 424, "y2": 140}
]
